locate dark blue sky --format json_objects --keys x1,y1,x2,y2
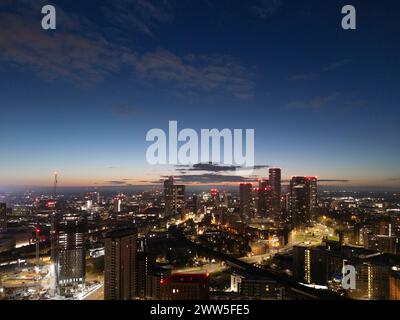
[{"x1": 0, "y1": 0, "x2": 399, "y2": 188}]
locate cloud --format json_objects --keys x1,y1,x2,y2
[
  {"x1": 0, "y1": 3, "x2": 255, "y2": 98},
  {"x1": 102, "y1": 0, "x2": 175, "y2": 37},
  {"x1": 279, "y1": 179, "x2": 350, "y2": 183},
  {"x1": 106, "y1": 180, "x2": 128, "y2": 185},
  {"x1": 176, "y1": 163, "x2": 240, "y2": 173},
  {"x1": 289, "y1": 59, "x2": 351, "y2": 82},
  {"x1": 112, "y1": 105, "x2": 144, "y2": 117},
  {"x1": 0, "y1": 5, "x2": 121, "y2": 85},
  {"x1": 287, "y1": 91, "x2": 367, "y2": 111},
  {"x1": 176, "y1": 163, "x2": 270, "y2": 173},
  {"x1": 125, "y1": 50, "x2": 255, "y2": 99},
  {"x1": 323, "y1": 59, "x2": 351, "y2": 72},
  {"x1": 289, "y1": 73, "x2": 318, "y2": 81},
  {"x1": 250, "y1": 0, "x2": 283, "y2": 18},
  {"x1": 288, "y1": 93, "x2": 343, "y2": 110},
  {"x1": 164, "y1": 174, "x2": 257, "y2": 184}
]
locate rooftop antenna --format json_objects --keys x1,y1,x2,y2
[{"x1": 53, "y1": 171, "x2": 58, "y2": 198}]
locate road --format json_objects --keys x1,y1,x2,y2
[
  {"x1": 82, "y1": 283, "x2": 104, "y2": 300},
  {"x1": 174, "y1": 262, "x2": 228, "y2": 274}
]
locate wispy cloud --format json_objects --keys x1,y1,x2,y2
[
  {"x1": 175, "y1": 163, "x2": 270, "y2": 173},
  {"x1": 102, "y1": 0, "x2": 175, "y2": 37},
  {"x1": 288, "y1": 92, "x2": 343, "y2": 109},
  {"x1": 289, "y1": 72, "x2": 318, "y2": 81},
  {"x1": 290, "y1": 59, "x2": 351, "y2": 81},
  {"x1": 323, "y1": 59, "x2": 351, "y2": 72},
  {"x1": 124, "y1": 50, "x2": 256, "y2": 98},
  {"x1": 0, "y1": 3, "x2": 121, "y2": 85},
  {"x1": 112, "y1": 105, "x2": 144, "y2": 117},
  {"x1": 166, "y1": 174, "x2": 257, "y2": 184},
  {"x1": 106, "y1": 180, "x2": 129, "y2": 185},
  {"x1": 250, "y1": 0, "x2": 283, "y2": 18},
  {"x1": 0, "y1": 1, "x2": 255, "y2": 99},
  {"x1": 287, "y1": 91, "x2": 367, "y2": 111}
]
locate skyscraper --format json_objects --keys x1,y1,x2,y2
[
  {"x1": 164, "y1": 177, "x2": 185, "y2": 218},
  {"x1": 136, "y1": 252, "x2": 156, "y2": 299},
  {"x1": 54, "y1": 213, "x2": 87, "y2": 295},
  {"x1": 289, "y1": 176, "x2": 318, "y2": 228},
  {"x1": 104, "y1": 228, "x2": 137, "y2": 300},
  {"x1": 210, "y1": 188, "x2": 220, "y2": 208},
  {"x1": 269, "y1": 168, "x2": 282, "y2": 215},
  {"x1": 257, "y1": 180, "x2": 272, "y2": 217},
  {"x1": 114, "y1": 197, "x2": 122, "y2": 213},
  {"x1": 240, "y1": 183, "x2": 253, "y2": 221},
  {"x1": 0, "y1": 203, "x2": 6, "y2": 233}
]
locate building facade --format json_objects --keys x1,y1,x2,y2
[
  {"x1": 164, "y1": 177, "x2": 186, "y2": 218},
  {"x1": 104, "y1": 228, "x2": 137, "y2": 300},
  {"x1": 0, "y1": 203, "x2": 6, "y2": 233},
  {"x1": 160, "y1": 273, "x2": 209, "y2": 300},
  {"x1": 54, "y1": 213, "x2": 87, "y2": 295}
]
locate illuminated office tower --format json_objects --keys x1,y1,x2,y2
[
  {"x1": 104, "y1": 228, "x2": 137, "y2": 300},
  {"x1": 269, "y1": 168, "x2": 281, "y2": 214},
  {"x1": 164, "y1": 177, "x2": 186, "y2": 218},
  {"x1": 0, "y1": 203, "x2": 6, "y2": 233},
  {"x1": 257, "y1": 180, "x2": 272, "y2": 217},
  {"x1": 54, "y1": 213, "x2": 87, "y2": 295},
  {"x1": 210, "y1": 188, "x2": 220, "y2": 208},
  {"x1": 240, "y1": 183, "x2": 253, "y2": 221},
  {"x1": 114, "y1": 197, "x2": 122, "y2": 213},
  {"x1": 289, "y1": 176, "x2": 318, "y2": 228},
  {"x1": 308, "y1": 176, "x2": 318, "y2": 211}
]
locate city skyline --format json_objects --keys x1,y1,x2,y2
[{"x1": 1, "y1": 0, "x2": 399, "y2": 189}]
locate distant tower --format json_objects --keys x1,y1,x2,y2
[
  {"x1": 269, "y1": 168, "x2": 282, "y2": 215},
  {"x1": 289, "y1": 176, "x2": 318, "y2": 228},
  {"x1": 164, "y1": 177, "x2": 185, "y2": 218},
  {"x1": 35, "y1": 227, "x2": 41, "y2": 266},
  {"x1": 0, "y1": 203, "x2": 6, "y2": 233},
  {"x1": 114, "y1": 197, "x2": 122, "y2": 213},
  {"x1": 239, "y1": 183, "x2": 253, "y2": 222},
  {"x1": 258, "y1": 180, "x2": 272, "y2": 217},
  {"x1": 53, "y1": 171, "x2": 58, "y2": 198}
]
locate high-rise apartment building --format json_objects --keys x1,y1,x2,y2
[
  {"x1": 164, "y1": 177, "x2": 185, "y2": 218},
  {"x1": 289, "y1": 176, "x2": 318, "y2": 228},
  {"x1": 240, "y1": 183, "x2": 253, "y2": 221},
  {"x1": 104, "y1": 228, "x2": 137, "y2": 300},
  {"x1": 0, "y1": 203, "x2": 7, "y2": 233},
  {"x1": 269, "y1": 168, "x2": 282, "y2": 214},
  {"x1": 54, "y1": 213, "x2": 87, "y2": 295},
  {"x1": 257, "y1": 180, "x2": 272, "y2": 217}
]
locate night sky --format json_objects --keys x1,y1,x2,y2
[{"x1": 0, "y1": 0, "x2": 399, "y2": 189}]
